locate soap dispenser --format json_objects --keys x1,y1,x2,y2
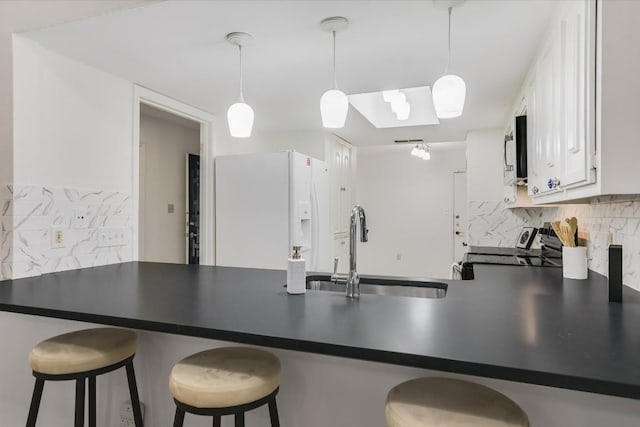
[{"x1": 287, "y1": 246, "x2": 306, "y2": 294}]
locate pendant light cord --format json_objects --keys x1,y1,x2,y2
[
  {"x1": 238, "y1": 44, "x2": 244, "y2": 102},
  {"x1": 332, "y1": 30, "x2": 338, "y2": 89},
  {"x1": 446, "y1": 6, "x2": 452, "y2": 75}
]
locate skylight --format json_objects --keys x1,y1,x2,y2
[{"x1": 347, "y1": 86, "x2": 440, "y2": 129}]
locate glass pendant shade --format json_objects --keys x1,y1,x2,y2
[
  {"x1": 432, "y1": 74, "x2": 466, "y2": 119},
  {"x1": 395, "y1": 102, "x2": 411, "y2": 121},
  {"x1": 320, "y1": 88, "x2": 349, "y2": 128},
  {"x1": 227, "y1": 101, "x2": 254, "y2": 138}
]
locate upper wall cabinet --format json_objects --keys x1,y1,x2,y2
[
  {"x1": 327, "y1": 135, "x2": 355, "y2": 236},
  {"x1": 514, "y1": 0, "x2": 640, "y2": 204},
  {"x1": 526, "y1": 0, "x2": 596, "y2": 201}
]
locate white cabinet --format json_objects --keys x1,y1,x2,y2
[
  {"x1": 561, "y1": 0, "x2": 594, "y2": 188},
  {"x1": 327, "y1": 136, "x2": 354, "y2": 236},
  {"x1": 327, "y1": 135, "x2": 355, "y2": 271},
  {"x1": 333, "y1": 236, "x2": 349, "y2": 273},
  {"x1": 525, "y1": 0, "x2": 596, "y2": 201},
  {"x1": 528, "y1": 29, "x2": 563, "y2": 196}
]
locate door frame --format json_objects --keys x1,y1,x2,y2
[
  {"x1": 133, "y1": 85, "x2": 216, "y2": 265},
  {"x1": 452, "y1": 170, "x2": 468, "y2": 263}
]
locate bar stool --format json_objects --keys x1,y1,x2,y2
[
  {"x1": 169, "y1": 346, "x2": 281, "y2": 427},
  {"x1": 385, "y1": 377, "x2": 529, "y2": 427},
  {"x1": 26, "y1": 327, "x2": 143, "y2": 427}
]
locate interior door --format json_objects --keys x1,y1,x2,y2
[
  {"x1": 453, "y1": 171, "x2": 468, "y2": 262},
  {"x1": 186, "y1": 153, "x2": 200, "y2": 264}
]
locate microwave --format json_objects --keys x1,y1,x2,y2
[{"x1": 505, "y1": 115, "x2": 527, "y2": 181}]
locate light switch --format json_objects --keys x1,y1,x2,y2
[{"x1": 168, "y1": 204, "x2": 174, "y2": 214}]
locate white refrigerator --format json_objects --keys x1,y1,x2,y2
[{"x1": 215, "y1": 151, "x2": 331, "y2": 271}]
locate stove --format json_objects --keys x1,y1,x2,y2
[{"x1": 459, "y1": 223, "x2": 563, "y2": 279}]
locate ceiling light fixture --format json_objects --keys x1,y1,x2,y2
[
  {"x1": 382, "y1": 90, "x2": 411, "y2": 121},
  {"x1": 226, "y1": 32, "x2": 254, "y2": 138},
  {"x1": 320, "y1": 16, "x2": 350, "y2": 128},
  {"x1": 411, "y1": 144, "x2": 431, "y2": 160},
  {"x1": 432, "y1": 6, "x2": 466, "y2": 119}
]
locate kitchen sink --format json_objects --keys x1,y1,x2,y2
[{"x1": 304, "y1": 274, "x2": 447, "y2": 299}]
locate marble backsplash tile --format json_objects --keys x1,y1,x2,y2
[
  {"x1": 469, "y1": 196, "x2": 640, "y2": 291},
  {"x1": 0, "y1": 184, "x2": 132, "y2": 281}
]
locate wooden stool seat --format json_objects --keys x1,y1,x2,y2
[
  {"x1": 29, "y1": 327, "x2": 137, "y2": 375},
  {"x1": 385, "y1": 377, "x2": 529, "y2": 427}
]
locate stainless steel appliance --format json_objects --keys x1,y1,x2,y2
[{"x1": 460, "y1": 223, "x2": 563, "y2": 280}]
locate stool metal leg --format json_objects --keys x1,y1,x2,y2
[
  {"x1": 173, "y1": 408, "x2": 185, "y2": 427},
  {"x1": 234, "y1": 412, "x2": 245, "y2": 427},
  {"x1": 268, "y1": 397, "x2": 280, "y2": 427},
  {"x1": 125, "y1": 361, "x2": 144, "y2": 427},
  {"x1": 88, "y1": 376, "x2": 96, "y2": 427},
  {"x1": 75, "y1": 379, "x2": 85, "y2": 427},
  {"x1": 212, "y1": 415, "x2": 221, "y2": 427},
  {"x1": 26, "y1": 378, "x2": 45, "y2": 427}
]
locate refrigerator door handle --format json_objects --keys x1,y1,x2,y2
[{"x1": 310, "y1": 179, "x2": 320, "y2": 271}]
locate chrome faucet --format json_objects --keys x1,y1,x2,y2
[{"x1": 331, "y1": 205, "x2": 368, "y2": 298}]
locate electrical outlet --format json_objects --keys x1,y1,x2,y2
[
  {"x1": 119, "y1": 401, "x2": 144, "y2": 427},
  {"x1": 51, "y1": 228, "x2": 66, "y2": 248},
  {"x1": 73, "y1": 209, "x2": 92, "y2": 229},
  {"x1": 97, "y1": 227, "x2": 130, "y2": 247}
]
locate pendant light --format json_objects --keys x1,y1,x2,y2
[
  {"x1": 320, "y1": 17, "x2": 350, "y2": 128},
  {"x1": 226, "y1": 32, "x2": 254, "y2": 138},
  {"x1": 432, "y1": 6, "x2": 466, "y2": 119}
]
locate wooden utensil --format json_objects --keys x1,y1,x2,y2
[
  {"x1": 567, "y1": 217, "x2": 578, "y2": 246},
  {"x1": 552, "y1": 220, "x2": 576, "y2": 247},
  {"x1": 561, "y1": 220, "x2": 575, "y2": 247},
  {"x1": 551, "y1": 221, "x2": 567, "y2": 246}
]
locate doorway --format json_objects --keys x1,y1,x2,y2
[
  {"x1": 139, "y1": 104, "x2": 200, "y2": 264},
  {"x1": 133, "y1": 86, "x2": 216, "y2": 265}
]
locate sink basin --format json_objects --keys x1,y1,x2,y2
[{"x1": 304, "y1": 274, "x2": 447, "y2": 299}]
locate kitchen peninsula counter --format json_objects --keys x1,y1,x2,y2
[{"x1": 0, "y1": 262, "x2": 639, "y2": 400}]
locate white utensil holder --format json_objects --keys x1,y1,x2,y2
[{"x1": 562, "y1": 247, "x2": 588, "y2": 279}]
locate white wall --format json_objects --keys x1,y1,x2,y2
[
  {"x1": 356, "y1": 143, "x2": 466, "y2": 278},
  {"x1": 214, "y1": 127, "x2": 328, "y2": 161},
  {"x1": 466, "y1": 128, "x2": 504, "y2": 202},
  {"x1": 0, "y1": 1, "x2": 146, "y2": 186},
  {"x1": 140, "y1": 111, "x2": 199, "y2": 264},
  {"x1": 1, "y1": 36, "x2": 135, "y2": 280},
  {"x1": 13, "y1": 36, "x2": 133, "y2": 191},
  {"x1": 0, "y1": 30, "x2": 13, "y2": 186}
]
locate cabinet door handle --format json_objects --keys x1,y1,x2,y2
[{"x1": 547, "y1": 177, "x2": 560, "y2": 189}]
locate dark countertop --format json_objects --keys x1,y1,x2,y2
[{"x1": 1, "y1": 262, "x2": 639, "y2": 399}]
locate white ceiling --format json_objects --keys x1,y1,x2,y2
[{"x1": 21, "y1": 0, "x2": 559, "y2": 146}]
